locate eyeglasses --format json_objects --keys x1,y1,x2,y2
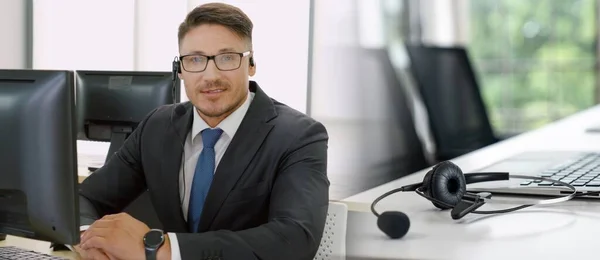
[{"x1": 179, "y1": 51, "x2": 252, "y2": 72}]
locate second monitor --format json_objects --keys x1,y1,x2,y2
[{"x1": 75, "y1": 70, "x2": 180, "y2": 167}]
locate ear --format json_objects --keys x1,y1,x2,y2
[{"x1": 249, "y1": 62, "x2": 256, "y2": 77}]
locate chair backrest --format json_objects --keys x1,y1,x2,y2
[
  {"x1": 314, "y1": 202, "x2": 348, "y2": 260},
  {"x1": 359, "y1": 47, "x2": 431, "y2": 176},
  {"x1": 404, "y1": 44, "x2": 497, "y2": 160}
]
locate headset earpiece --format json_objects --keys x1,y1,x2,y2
[
  {"x1": 249, "y1": 57, "x2": 255, "y2": 67},
  {"x1": 174, "y1": 61, "x2": 181, "y2": 74},
  {"x1": 171, "y1": 57, "x2": 181, "y2": 104},
  {"x1": 422, "y1": 161, "x2": 467, "y2": 209}
]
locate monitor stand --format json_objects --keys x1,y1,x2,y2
[{"x1": 87, "y1": 126, "x2": 132, "y2": 172}]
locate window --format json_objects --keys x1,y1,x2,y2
[{"x1": 468, "y1": 0, "x2": 598, "y2": 134}]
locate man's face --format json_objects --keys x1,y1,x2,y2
[{"x1": 179, "y1": 24, "x2": 255, "y2": 122}]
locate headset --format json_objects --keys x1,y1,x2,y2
[
  {"x1": 370, "y1": 160, "x2": 588, "y2": 240},
  {"x1": 171, "y1": 56, "x2": 182, "y2": 105}
]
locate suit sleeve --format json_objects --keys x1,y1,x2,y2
[
  {"x1": 77, "y1": 108, "x2": 158, "y2": 225},
  {"x1": 174, "y1": 121, "x2": 330, "y2": 260}
]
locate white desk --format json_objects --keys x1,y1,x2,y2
[
  {"x1": 76, "y1": 152, "x2": 104, "y2": 183},
  {"x1": 341, "y1": 105, "x2": 600, "y2": 260}
]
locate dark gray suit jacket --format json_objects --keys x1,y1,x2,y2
[{"x1": 78, "y1": 81, "x2": 330, "y2": 259}]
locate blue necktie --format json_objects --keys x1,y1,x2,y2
[{"x1": 188, "y1": 128, "x2": 223, "y2": 232}]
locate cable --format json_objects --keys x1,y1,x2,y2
[
  {"x1": 370, "y1": 187, "x2": 405, "y2": 217},
  {"x1": 169, "y1": 76, "x2": 187, "y2": 207}
]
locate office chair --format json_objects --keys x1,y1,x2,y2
[
  {"x1": 314, "y1": 202, "x2": 348, "y2": 260},
  {"x1": 359, "y1": 47, "x2": 431, "y2": 179},
  {"x1": 404, "y1": 44, "x2": 499, "y2": 161}
]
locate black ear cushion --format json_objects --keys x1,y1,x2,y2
[
  {"x1": 423, "y1": 162, "x2": 443, "y2": 198},
  {"x1": 422, "y1": 166, "x2": 445, "y2": 209},
  {"x1": 427, "y1": 161, "x2": 467, "y2": 209},
  {"x1": 422, "y1": 169, "x2": 434, "y2": 196}
]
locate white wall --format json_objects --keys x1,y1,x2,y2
[
  {"x1": 310, "y1": 0, "x2": 361, "y2": 121},
  {"x1": 134, "y1": 0, "x2": 188, "y2": 102},
  {"x1": 32, "y1": 0, "x2": 136, "y2": 70},
  {"x1": 310, "y1": 0, "x2": 388, "y2": 121},
  {"x1": 134, "y1": 0, "x2": 188, "y2": 72},
  {"x1": 0, "y1": 0, "x2": 27, "y2": 69}
]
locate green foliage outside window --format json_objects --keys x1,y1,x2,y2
[{"x1": 469, "y1": 0, "x2": 597, "y2": 134}]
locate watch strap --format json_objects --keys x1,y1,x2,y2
[
  {"x1": 145, "y1": 247, "x2": 158, "y2": 260},
  {"x1": 144, "y1": 229, "x2": 164, "y2": 260}
]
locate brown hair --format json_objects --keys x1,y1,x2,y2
[{"x1": 178, "y1": 3, "x2": 253, "y2": 48}]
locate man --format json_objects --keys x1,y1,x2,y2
[{"x1": 75, "y1": 3, "x2": 329, "y2": 260}]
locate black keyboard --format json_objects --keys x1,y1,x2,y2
[
  {"x1": 0, "y1": 246, "x2": 67, "y2": 260},
  {"x1": 520, "y1": 153, "x2": 600, "y2": 187}
]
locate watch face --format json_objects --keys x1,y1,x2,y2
[{"x1": 144, "y1": 229, "x2": 164, "y2": 248}]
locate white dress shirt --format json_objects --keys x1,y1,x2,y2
[
  {"x1": 76, "y1": 91, "x2": 254, "y2": 260},
  {"x1": 168, "y1": 90, "x2": 253, "y2": 260}
]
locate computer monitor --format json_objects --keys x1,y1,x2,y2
[
  {"x1": 75, "y1": 70, "x2": 180, "y2": 165},
  {"x1": 0, "y1": 69, "x2": 79, "y2": 245}
]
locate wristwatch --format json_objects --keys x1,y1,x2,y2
[{"x1": 143, "y1": 229, "x2": 165, "y2": 260}]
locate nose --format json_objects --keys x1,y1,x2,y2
[{"x1": 202, "y1": 60, "x2": 219, "y2": 80}]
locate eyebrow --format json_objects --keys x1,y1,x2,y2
[
  {"x1": 218, "y1": 48, "x2": 237, "y2": 53},
  {"x1": 183, "y1": 48, "x2": 238, "y2": 56}
]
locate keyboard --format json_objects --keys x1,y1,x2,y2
[
  {"x1": 521, "y1": 153, "x2": 600, "y2": 187},
  {"x1": 0, "y1": 246, "x2": 67, "y2": 260}
]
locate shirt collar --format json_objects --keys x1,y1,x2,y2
[{"x1": 191, "y1": 90, "x2": 254, "y2": 143}]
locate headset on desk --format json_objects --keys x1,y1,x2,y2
[{"x1": 370, "y1": 161, "x2": 600, "y2": 240}]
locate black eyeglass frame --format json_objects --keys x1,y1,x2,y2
[{"x1": 179, "y1": 50, "x2": 252, "y2": 72}]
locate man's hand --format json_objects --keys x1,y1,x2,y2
[
  {"x1": 79, "y1": 213, "x2": 152, "y2": 260},
  {"x1": 74, "y1": 244, "x2": 115, "y2": 260},
  {"x1": 73, "y1": 231, "x2": 116, "y2": 260}
]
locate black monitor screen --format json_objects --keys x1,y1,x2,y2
[
  {"x1": 75, "y1": 70, "x2": 179, "y2": 163},
  {"x1": 0, "y1": 69, "x2": 79, "y2": 245}
]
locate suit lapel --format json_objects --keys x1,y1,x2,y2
[
  {"x1": 198, "y1": 82, "x2": 277, "y2": 232},
  {"x1": 160, "y1": 102, "x2": 193, "y2": 232}
]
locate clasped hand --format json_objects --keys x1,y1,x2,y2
[{"x1": 75, "y1": 213, "x2": 151, "y2": 260}]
